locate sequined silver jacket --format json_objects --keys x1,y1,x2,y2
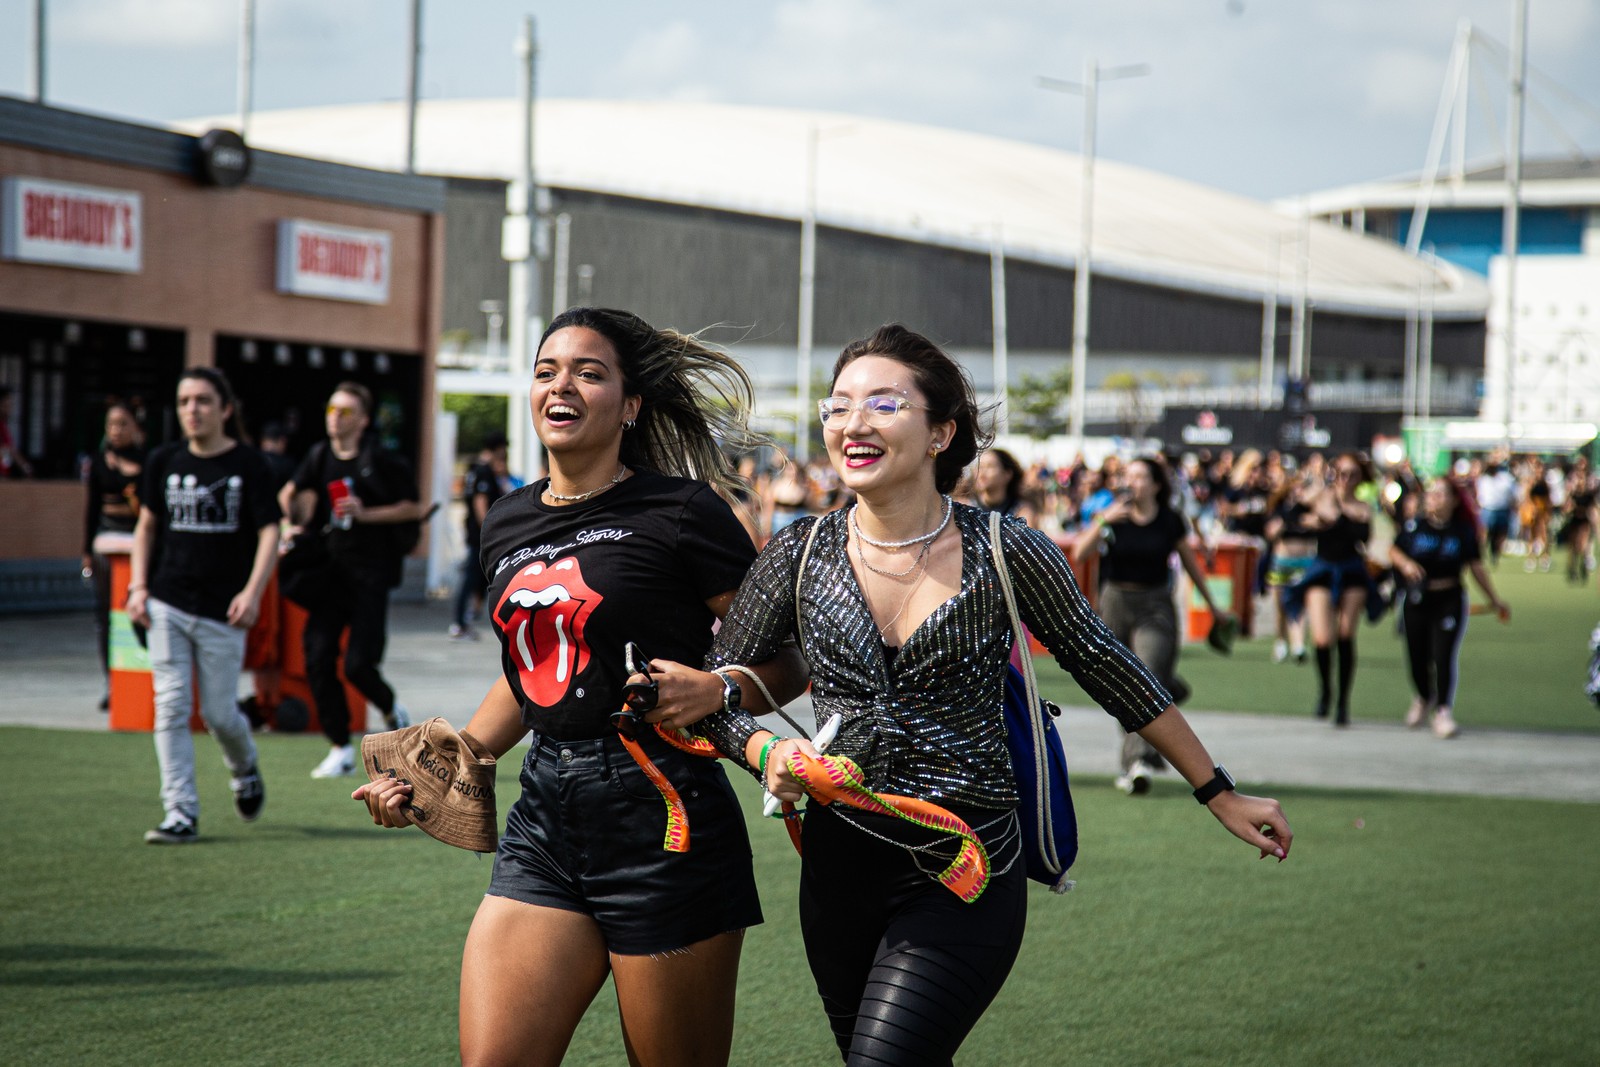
[{"x1": 699, "y1": 503, "x2": 1173, "y2": 810}]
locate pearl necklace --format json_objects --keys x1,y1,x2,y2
[
  {"x1": 545, "y1": 465, "x2": 627, "y2": 503},
  {"x1": 850, "y1": 495, "x2": 953, "y2": 550}
]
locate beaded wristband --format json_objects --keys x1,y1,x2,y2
[{"x1": 757, "y1": 735, "x2": 784, "y2": 777}]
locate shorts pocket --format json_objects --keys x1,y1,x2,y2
[{"x1": 607, "y1": 743, "x2": 707, "y2": 803}]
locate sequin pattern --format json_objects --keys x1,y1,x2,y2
[{"x1": 699, "y1": 503, "x2": 1173, "y2": 811}]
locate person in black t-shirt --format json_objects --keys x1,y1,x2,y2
[
  {"x1": 127, "y1": 368, "x2": 279, "y2": 844},
  {"x1": 1391, "y1": 477, "x2": 1509, "y2": 739},
  {"x1": 1292, "y1": 452, "x2": 1378, "y2": 726},
  {"x1": 1073, "y1": 455, "x2": 1229, "y2": 795},
  {"x1": 448, "y1": 430, "x2": 512, "y2": 639},
  {"x1": 281, "y1": 381, "x2": 424, "y2": 779},
  {"x1": 82, "y1": 401, "x2": 145, "y2": 709},
  {"x1": 353, "y1": 308, "x2": 807, "y2": 1067}
]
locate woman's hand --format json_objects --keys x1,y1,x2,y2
[
  {"x1": 634, "y1": 659, "x2": 725, "y2": 731},
  {"x1": 763, "y1": 737, "x2": 820, "y2": 803},
  {"x1": 352, "y1": 777, "x2": 417, "y2": 829},
  {"x1": 1205, "y1": 790, "x2": 1292, "y2": 861},
  {"x1": 1394, "y1": 557, "x2": 1425, "y2": 584}
]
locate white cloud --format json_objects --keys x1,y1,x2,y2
[{"x1": 53, "y1": 0, "x2": 233, "y2": 48}]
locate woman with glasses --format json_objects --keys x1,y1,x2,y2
[
  {"x1": 1290, "y1": 451, "x2": 1378, "y2": 725},
  {"x1": 698, "y1": 324, "x2": 1292, "y2": 1066},
  {"x1": 354, "y1": 307, "x2": 804, "y2": 1067}
]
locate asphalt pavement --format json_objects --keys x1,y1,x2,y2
[{"x1": 4, "y1": 602, "x2": 1596, "y2": 803}]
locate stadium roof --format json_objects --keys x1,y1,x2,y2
[
  {"x1": 1290, "y1": 156, "x2": 1600, "y2": 216},
  {"x1": 178, "y1": 99, "x2": 1488, "y2": 318}
]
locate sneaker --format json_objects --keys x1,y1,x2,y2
[
  {"x1": 1404, "y1": 698, "x2": 1428, "y2": 729},
  {"x1": 383, "y1": 703, "x2": 411, "y2": 731},
  {"x1": 1293, "y1": 645, "x2": 1307, "y2": 664},
  {"x1": 231, "y1": 766, "x2": 265, "y2": 821},
  {"x1": 447, "y1": 624, "x2": 478, "y2": 641},
  {"x1": 1115, "y1": 759, "x2": 1155, "y2": 796},
  {"x1": 1432, "y1": 708, "x2": 1459, "y2": 739},
  {"x1": 1272, "y1": 640, "x2": 1289, "y2": 664},
  {"x1": 144, "y1": 813, "x2": 198, "y2": 845},
  {"x1": 311, "y1": 744, "x2": 356, "y2": 779}
]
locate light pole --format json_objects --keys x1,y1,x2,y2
[
  {"x1": 794, "y1": 121, "x2": 854, "y2": 463},
  {"x1": 1041, "y1": 60, "x2": 1149, "y2": 455}
]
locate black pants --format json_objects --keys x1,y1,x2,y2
[
  {"x1": 1401, "y1": 585, "x2": 1467, "y2": 707},
  {"x1": 451, "y1": 546, "x2": 487, "y2": 629},
  {"x1": 799, "y1": 803, "x2": 1027, "y2": 1065},
  {"x1": 303, "y1": 570, "x2": 394, "y2": 746}
]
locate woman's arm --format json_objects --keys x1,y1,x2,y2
[
  {"x1": 1174, "y1": 535, "x2": 1221, "y2": 616},
  {"x1": 1466, "y1": 560, "x2": 1510, "y2": 622},
  {"x1": 1388, "y1": 543, "x2": 1424, "y2": 585},
  {"x1": 1135, "y1": 707, "x2": 1291, "y2": 860},
  {"x1": 353, "y1": 675, "x2": 528, "y2": 828}
]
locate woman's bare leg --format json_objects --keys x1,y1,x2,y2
[
  {"x1": 460, "y1": 896, "x2": 612, "y2": 1067},
  {"x1": 610, "y1": 930, "x2": 745, "y2": 1067}
]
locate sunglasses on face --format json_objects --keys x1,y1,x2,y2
[
  {"x1": 326, "y1": 404, "x2": 361, "y2": 417},
  {"x1": 817, "y1": 395, "x2": 919, "y2": 427},
  {"x1": 1335, "y1": 468, "x2": 1361, "y2": 479}
]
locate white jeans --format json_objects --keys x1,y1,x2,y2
[{"x1": 147, "y1": 597, "x2": 257, "y2": 821}]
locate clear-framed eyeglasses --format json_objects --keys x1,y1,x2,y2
[{"x1": 817, "y1": 395, "x2": 919, "y2": 427}]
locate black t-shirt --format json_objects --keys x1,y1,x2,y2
[
  {"x1": 1102, "y1": 507, "x2": 1187, "y2": 586},
  {"x1": 1394, "y1": 515, "x2": 1480, "y2": 581},
  {"x1": 291, "y1": 439, "x2": 419, "y2": 584},
  {"x1": 84, "y1": 444, "x2": 145, "y2": 553},
  {"x1": 480, "y1": 469, "x2": 756, "y2": 740},
  {"x1": 463, "y1": 460, "x2": 510, "y2": 547},
  {"x1": 141, "y1": 442, "x2": 281, "y2": 622},
  {"x1": 1223, "y1": 485, "x2": 1271, "y2": 538},
  {"x1": 1317, "y1": 511, "x2": 1371, "y2": 562}
]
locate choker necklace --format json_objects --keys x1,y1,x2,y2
[
  {"x1": 545, "y1": 465, "x2": 627, "y2": 503},
  {"x1": 850, "y1": 495, "x2": 953, "y2": 550}
]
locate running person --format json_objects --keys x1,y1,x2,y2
[
  {"x1": 354, "y1": 308, "x2": 804, "y2": 1066},
  {"x1": 699, "y1": 325, "x2": 1290, "y2": 1065},
  {"x1": 1072, "y1": 455, "x2": 1227, "y2": 795},
  {"x1": 1390, "y1": 477, "x2": 1510, "y2": 738}
]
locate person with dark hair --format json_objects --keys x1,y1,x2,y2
[
  {"x1": 126, "y1": 368, "x2": 279, "y2": 843},
  {"x1": 1390, "y1": 476, "x2": 1510, "y2": 739},
  {"x1": 1073, "y1": 454, "x2": 1229, "y2": 794},
  {"x1": 1475, "y1": 457, "x2": 1517, "y2": 566},
  {"x1": 969, "y1": 446, "x2": 1039, "y2": 527},
  {"x1": 697, "y1": 324, "x2": 1290, "y2": 1065},
  {"x1": 354, "y1": 308, "x2": 806, "y2": 1066},
  {"x1": 83, "y1": 401, "x2": 145, "y2": 710},
  {"x1": 1559, "y1": 456, "x2": 1596, "y2": 585},
  {"x1": 1291, "y1": 451, "x2": 1378, "y2": 725},
  {"x1": 281, "y1": 381, "x2": 424, "y2": 778},
  {"x1": 448, "y1": 430, "x2": 511, "y2": 640},
  {"x1": 255, "y1": 419, "x2": 296, "y2": 489}
]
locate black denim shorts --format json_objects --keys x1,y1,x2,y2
[{"x1": 487, "y1": 731, "x2": 763, "y2": 956}]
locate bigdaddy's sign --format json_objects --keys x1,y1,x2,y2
[
  {"x1": 276, "y1": 218, "x2": 391, "y2": 305},
  {"x1": 1, "y1": 177, "x2": 142, "y2": 273}
]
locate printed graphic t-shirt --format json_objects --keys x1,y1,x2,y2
[
  {"x1": 479, "y1": 469, "x2": 756, "y2": 740},
  {"x1": 1394, "y1": 515, "x2": 1480, "y2": 582},
  {"x1": 140, "y1": 441, "x2": 281, "y2": 622}
]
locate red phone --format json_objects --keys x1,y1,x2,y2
[{"x1": 326, "y1": 477, "x2": 354, "y2": 528}]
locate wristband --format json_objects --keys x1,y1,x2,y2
[
  {"x1": 127, "y1": 583, "x2": 147, "y2": 593},
  {"x1": 757, "y1": 736, "x2": 784, "y2": 776}
]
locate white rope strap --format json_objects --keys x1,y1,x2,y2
[{"x1": 988, "y1": 511, "x2": 1061, "y2": 875}]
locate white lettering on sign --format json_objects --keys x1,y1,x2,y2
[
  {"x1": 276, "y1": 219, "x2": 392, "y2": 304},
  {"x1": 1, "y1": 177, "x2": 142, "y2": 273}
]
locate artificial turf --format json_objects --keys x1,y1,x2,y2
[
  {"x1": 2, "y1": 726, "x2": 1595, "y2": 1065},
  {"x1": 1037, "y1": 565, "x2": 1600, "y2": 733}
]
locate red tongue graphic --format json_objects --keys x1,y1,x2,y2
[{"x1": 494, "y1": 557, "x2": 601, "y2": 707}]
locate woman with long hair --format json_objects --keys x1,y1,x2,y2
[
  {"x1": 355, "y1": 307, "x2": 804, "y2": 1066},
  {"x1": 969, "y1": 446, "x2": 1039, "y2": 527},
  {"x1": 1390, "y1": 476, "x2": 1510, "y2": 738},
  {"x1": 698, "y1": 324, "x2": 1291, "y2": 1065},
  {"x1": 83, "y1": 401, "x2": 146, "y2": 709},
  {"x1": 1072, "y1": 454, "x2": 1228, "y2": 794},
  {"x1": 1292, "y1": 451, "x2": 1378, "y2": 725}
]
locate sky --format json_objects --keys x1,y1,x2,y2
[{"x1": 2, "y1": 0, "x2": 1598, "y2": 201}]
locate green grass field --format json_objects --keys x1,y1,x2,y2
[
  {"x1": 3, "y1": 727, "x2": 1596, "y2": 1066},
  {"x1": 1038, "y1": 566, "x2": 1600, "y2": 733}
]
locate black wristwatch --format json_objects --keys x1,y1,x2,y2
[
  {"x1": 1193, "y1": 765, "x2": 1236, "y2": 805},
  {"x1": 719, "y1": 672, "x2": 742, "y2": 714}
]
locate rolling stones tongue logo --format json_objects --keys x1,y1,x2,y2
[{"x1": 493, "y1": 556, "x2": 600, "y2": 707}]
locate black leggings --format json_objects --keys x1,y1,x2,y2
[
  {"x1": 1401, "y1": 585, "x2": 1467, "y2": 707},
  {"x1": 798, "y1": 803, "x2": 1027, "y2": 1065}
]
